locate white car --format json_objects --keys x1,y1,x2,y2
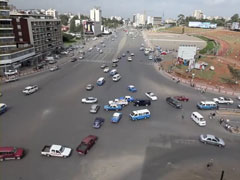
[
  {"x1": 22, "y1": 85, "x2": 39, "y2": 95},
  {"x1": 103, "y1": 67, "x2": 110, "y2": 73},
  {"x1": 127, "y1": 57, "x2": 132, "y2": 61},
  {"x1": 213, "y1": 97, "x2": 234, "y2": 104},
  {"x1": 49, "y1": 66, "x2": 59, "y2": 71},
  {"x1": 112, "y1": 59, "x2": 119, "y2": 63},
  {"x1": 145, "y1": 92, "x2": 158, "y2": 101},
  {"x1": 112, "y1": 74, "x2": 121, "y2": 82},
  {"x1": 81, "y1": 97, "x2": 98, "y2": 104},
  {"x1": 130, "y1": 53, "x2": 134, "y2": 56},
  {"x1": 4, "y1": 69, "x2": 18, "y2": 76},
  {"x1": 79, "y1": 56, "x2": 84, "y2": 60}
]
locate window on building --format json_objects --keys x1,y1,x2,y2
[
  {"x1": 17, "y1": 25, "x2": 21, "y2": 29},
  {"x1": 18, "y1": 32, "x2": 22, "y2": 36}
]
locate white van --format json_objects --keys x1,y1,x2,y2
[
  {"x1": 191, "y1": 112, "x2": 206, "y2": 126},
  {"x1": 129, "y1": 109, "x2": 151, "y2": 121}
]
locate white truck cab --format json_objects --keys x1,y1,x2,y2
[{"x1": 41, "y1": 144, "x2": 72, "y2": 158}]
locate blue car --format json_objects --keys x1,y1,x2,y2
[
  {"x1": 104, "y1": 104, "x2": 122, "y2": 111},
  {"x1": 119, "y1": 96, "x2": 134, "y2": 102},
  {"x1": 0, "y1": 103, "x2": 7, "y2": 115},
  {"x1": 128, "y1": 85, "x2": 137, "y2": 92},
  {"x1": 111, "y1": 112, "x2": 122, "y2": 123}
]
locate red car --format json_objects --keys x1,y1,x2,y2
[
  {"x1": 174, "y1": 96, "x2": 189, "y2": 102},
  {"x1": 161, "y1": 51, "x2": 167, "y2": 55},
  {"x1": 76, "y1": 135, "x2": 98, "y2": 155},
  {"x1": 0, "y1": 147, "x2": 24, "y2": 161}
]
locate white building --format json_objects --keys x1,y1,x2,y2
[
  {"x1": 147, "y1": 16, "x2": 153, "y2": 25},
  {"x1": 75, "y1": 19, "x2": 81, "y2": 26},
  {"x1": 45, "y1": 8, "x2": 58, "y2": 19},
  {"x1": 193, "y1": 10, "x2": 203, "y2": 20},
  {"x1": 90, "y1": 7, "x2": 102, "y2": 23},
  {"x1": 110, "y1": 16, "x2": 123, "y2": 21},
  {"x1": 135, "y1": 13, "x2": 146, "y2": 26}
]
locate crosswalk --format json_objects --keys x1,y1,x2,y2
[
  {"x1": 78, "y1": 59, "x2": 158, "y2": 66},
  {"x1": 148, "y1": 135, "x2": 199, "y2": 149}
]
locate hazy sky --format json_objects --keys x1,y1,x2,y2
[{"x1": 11, "y1": 0, "x2": 240, "y2": 19}]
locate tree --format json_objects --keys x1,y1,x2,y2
[
  {"x1": 62, "y1": 33, "x2": 74, "y2": 42},
  {"x1": 177, "y1": 14, "x2": 185, "y2": 26},
  {"x1": 59, "y1": 14, "x2": 69, "y2": 26},
  {"x1": 70, "y1": 15, "x2": 79, "y2": 33},
  {"x1": 231, "y1": 14, "x2": 239, "y2": 22}
]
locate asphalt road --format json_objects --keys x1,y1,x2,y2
[{"x1": 1, "y1": 28, "x2": 240, "y2": 180}]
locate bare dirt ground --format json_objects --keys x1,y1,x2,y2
[{"x1": 146, "y1": 28, "x2": 240, "y2": 92}]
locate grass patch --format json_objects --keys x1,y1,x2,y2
[
  {"x1": 195, "y1": 36, "x2": 217, "y2": 55},
  {"x1": 195, "y1": 70, "x2": 215, "y2": 80}
]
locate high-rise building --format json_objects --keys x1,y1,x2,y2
[
  {"x1": 90, "y1": 7, "x2": 102, "y2": 23},
  {"x1": 11, "y1": 13, "x2": 62, "y2": 57},
  {"x1": 0, "y1": 0, "x2": 35, "y2": 73},
  {"x1": 132, "y1": 14, "x2": 136, "y2": 23},
  {"x1": 147, "y1": 16, "x2": 153, "y2": 25},
  {"x1": 135, "y1": 13, "x2": 146, "y2": 26},
  {"x1": 45, "y1": 8, "x2": 58, "y2": 19},
  {"x1": 193, "y1": 10, "x2": 203, "y2": 20},
  {"x1": 153, "y1": 17, "x2": 162, "y2": 26}
]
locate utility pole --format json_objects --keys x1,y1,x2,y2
[{"x1": 220, "y1": 170, "x2": 224, "y2": 180}]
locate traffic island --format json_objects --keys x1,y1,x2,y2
[{"x1": 219, "y1": 118, "x2": 240, "y2": 134}]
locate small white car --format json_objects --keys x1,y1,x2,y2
[
  {"x1": 145, "y1": 92, "x2": 158, "y2": 100},
  {"x1": 127, "y1": 57, "x2": 132, "y2": 61},
  {"x1": 49, "y1": 66, "x2": 59, "y2": 71},
  {"x1": 79, "y1": 56, "x2": 84, "y2": 60},
  {"x1": 103, "y1": 67, "x2": 110, "y2": 73},
  {"x1": 22, "y1": 85, "x2": 39, "y2": 95},
  {"x1": 112, "y1": 59, "x2": 119, "y2": 63},
  {"x1": 213, "y1": 97, "x2": 234, "y2": 104},
  {"x1": 130, "y1": 53, "x2": 135, "y2": 56},
  {"x1": 81, "y1": 97, "x2": 98, "y2": 104},
  {"x1": 112, "y1": 74, "x2": 121, "y2": 82}
]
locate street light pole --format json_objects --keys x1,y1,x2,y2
[{"x1": 220, "y1": 170, "x2": 224, "y2": 180}]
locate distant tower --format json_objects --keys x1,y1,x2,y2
[
  {"x1": 144, "y1": 10, "x2": 146, "y2": 25},
  {"x1": 162, "y1": 12, "x2": 164, "y2": 24}
]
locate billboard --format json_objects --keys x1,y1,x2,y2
[
  {"x1": 178, "y1": 45, "x2": 197, "y2": 60},
  {"x1": 188, "y1": 21, "x2": 217, "y2": 29},
  {"x1": 189, "y1": 22, "x2": 202, "y2": 28},
  {"x1": 84, "y1": 21, "x2": 94, "y2": 35}
]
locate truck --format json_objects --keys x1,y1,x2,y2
[
  {"x1": 41, "y1": 144, "x2": 72, "y2": 158},
  {"x1": 109, "y1": 99, "x2": 128, "y2": 107},
  {"x1": 213, "y1": 97, "x2": 234, "y2": 104},
  {"x1": 76, "y1": 135, "x2": 98, "y2": 155},
  {"x1": 104, "y1": 104, "x2": 122, "y2": 111}
]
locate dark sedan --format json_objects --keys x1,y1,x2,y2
[{"x1": 93, "y1": 117, "x2": 105, "y2": 129}]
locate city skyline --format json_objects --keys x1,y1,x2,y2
[{"x1": 11, "y1": 0, "x2": 240, "y2": 19}]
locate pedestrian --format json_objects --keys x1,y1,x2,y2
[
  {"x1": 220, "y1": 118, "x2": 224, "y2": 124},
  {"x1": 181, "y1": 114, "x2": 184, "y2": 120}
]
